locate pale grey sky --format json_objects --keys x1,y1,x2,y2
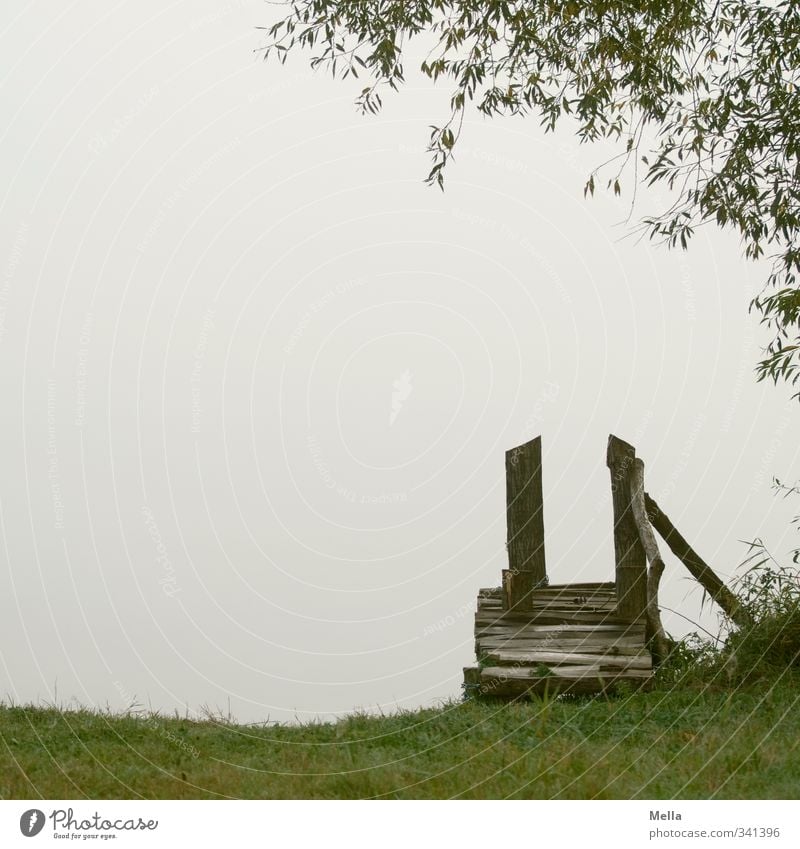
[{"x1": 1, "y1": 0, "x2": 798, "y2": 724}]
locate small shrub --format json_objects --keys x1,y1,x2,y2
[
  {"x1": 654, "y1": 632, "x2": 721, "y2": 689},
  {"x1": 723, "y1": 542, "x2": 800, "y2": 682}
]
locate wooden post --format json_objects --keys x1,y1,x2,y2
[
  {"x1": 606, "y1": 435, "x2": 647, "y2": 621},
  {"x1": 644, "y1": 493, "x2": 749, "y2": 628},
  {"x1": 628, "y1": 458, "x2": 669, "y2": 662},
  {"x1": 505, "y1": 436, "x2": 547, "y2": 609}
]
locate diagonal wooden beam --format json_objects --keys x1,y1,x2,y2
[{"x1": 643, "y1": 493, "x2": 749, "y2": 628}]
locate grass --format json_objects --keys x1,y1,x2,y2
[{"x1": 2, "y1": 667, "x2": 800, "y2": 799}]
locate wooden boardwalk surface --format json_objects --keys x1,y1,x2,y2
[{"x1": 463, "y1": 582, "x2": 653, "y2": 698}]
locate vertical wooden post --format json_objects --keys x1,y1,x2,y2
[
  {"x1": 628, "y1": 457, "x2": 669, "y2": 662},
  {"x1": 504, "y1": 436, "x2": 547, "y2": 609},
  {"x1": 606, "y1": 435, "x2": 647, "y2": 620}
]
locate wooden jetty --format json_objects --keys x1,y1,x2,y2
[{"x1": 463, "y1": 434, "x2": 741, "y2": 699}]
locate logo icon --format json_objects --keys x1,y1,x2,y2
[
  {"x1": 19, "y1": 809, "x2": 45, "y2": 837},
  {"x1": 390, "y1": 369, "x2": 413, "y2": 426}
]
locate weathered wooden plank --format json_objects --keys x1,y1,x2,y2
[
  {"x1": 478, "y1": 651, "x2": 648, "y2": 665},
  {"x1": 524, "y1": 591, "x2": 617, "y2": 605},
  {"x1": 529, "y1": 588, "x2": 616, "y2": 595},
  {"x1": 477, "y1": 640, "x2": 648, "y2": 656},
  {"x1": 505, "y1": 436, "x2": 546, "y2": 607},
  {"x1": 479, "y1": 600, "x2": 619, "y2": 614},
  {"x1": 525, "y1": 591, "x2": 617, "y2": 602},
  {"x1": 478, "y1": 633, "x2": 645, "y2": 644},
  {"x1": 463, "y1": 666, "x2": 481, "y2": 686},
  {"x1": 482, "y1": 594, "x2": 630, "y2": 609},
  {"x1": 607, "y1": 435, "x2": 648, "y2": 620},
  {"x1": 477, "y1": 630, "x2": 646, "y2": 642},
  {"x1": 530, "y1": 664, "x2": 604, "y2": 675},
  {"x1": 481, "y1": 589, "x2": 617, "y2": 599},
  {"x1": 478, "y1": 633, "x2": 645, "y2": 646},
  {"x1": 484, "y1": 649, "x2": 653, "y2": 672},
  {"x1": 480, "y1": 665, "x2": 653, "y2": 682},
  {"x1": 493, "y1": 588, "x2": 619, "y2": 604},
  {"x1": 476, "y1": 603, "x2": 640, "y2": 619},
  {"x1": 535, "y1": 582, "x2": 616, "y2": 591},
  {"x1": 480, "y1": 632, "x2": 645, "y2": 645},
  {"x1": 476, "y1": 666, "x2": 652, "y2": 698},
  {"x1": 484, "y1": 650, "x2": 652, "y2": 669},
  {"x1": 476, "y1": 622, "x2": 646, "y2": 635},
  {"x1": 476, "y1": 611, "x2": 640, "y2": 622},
  {"x1": 480, "y1": 666, "x2": 652, "y2": 692},
  {"x1": 476, "y1": 611, "x2": 644, "y2": 627},
  {"x1": 479, "y1": 613, "x2": 622, "y2": 626},
  {"x1": 477, "y1": 637, "x2": 646, "y2": 652},
  {"x1": 479, "y1": 594, "x2": 617, "y2": 607},
  {"x1": 477, "y1": 641, "x2": 646, "y2": 654},
  {"x1": 479, "y1": 601, "x2": 618, "y2": 613},
  {"x1": 477, "y1": 628, "x2": 644, "y2": 639}
]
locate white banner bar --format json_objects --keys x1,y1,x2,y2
[{"x1": 1, "y1": 800, "x2": 796, "y2": 848}]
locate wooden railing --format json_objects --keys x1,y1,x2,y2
[{"x1": 499, "y1": 433, "x2": 745, "y2": 661}]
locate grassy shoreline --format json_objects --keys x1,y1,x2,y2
[{"x1": 2, "y1": 672, "x2": 799, "y2": 799}]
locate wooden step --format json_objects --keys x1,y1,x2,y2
[
  {"x1": 483, "y1": 649, "x2": 652, "y2": 670},
  {"x1": 477, "y1": 638, "x2": 647, "y2": 655},
  {"x1": 469, "y1": 665, "x2": 652, "y2": 698},
  {"x1": 476, "y1": 611, "x2": 644, "y2": 628},
  {"x1": 479, "y1": 596, "x2": 628, "y2": 610},
  {"x1": 467, "y1": 578, "x2": 653, "y2": 699},
  {"x1": 477, "y1": 619, "x2": 640, "y2": 632}
]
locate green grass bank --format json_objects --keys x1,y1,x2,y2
[{"x1": 2, "y1": 671, "x2": 799, "y2": 799}]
